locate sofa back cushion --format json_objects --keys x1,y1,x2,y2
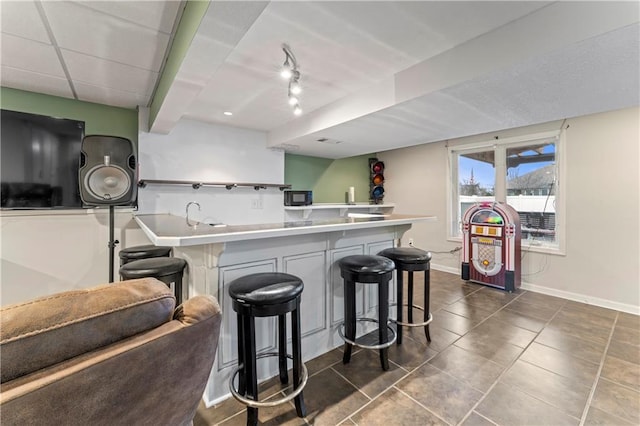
[{"x1": 0, "y1": 278, "x2": 175, "y2": 383}]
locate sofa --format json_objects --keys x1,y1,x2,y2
[{"x1": 0, "y1": 278, "x2": 221, "y2": 425}]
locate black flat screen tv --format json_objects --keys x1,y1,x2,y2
[{"x1": 1, "y1": 109, "x2": 85, "y2": 209}]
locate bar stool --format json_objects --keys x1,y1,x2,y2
[
  {"x1": 118, "y1": 245, "x2": 172, "y2": 266},
  {"x1": 378, "y1": 247, "x2": 433, "y2": 344},
  {"x1": 338, "y1": 255, "x2": 396, "y2": 371},
  {"x1": 228, "y1": 273, "x2": 307, "y2": 426},
  {"x1": 119, "y1": 257, "x2": 187, "y2": 305}
]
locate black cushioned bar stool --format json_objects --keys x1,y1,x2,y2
[
  {"x1": 228, "y1": 273, "x2": 307, "y2": 426},
  {"x1": 118, "y1": 244, "x2": 172, "y2": 266},
  {"x1": 119, "y1": 257, "x2": 186, "y2": 305},
  {"x1": 339, "y1": 255, "x2": 396, "y2": 371},
  {"x1": 378, "y1": 247, "x2": 433, "y2": 344}
]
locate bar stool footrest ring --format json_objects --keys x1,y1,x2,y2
[
  {"x1": 389, "y1": 303, "x2": 433, "y2": 327},
  {"x1": 338, "y1": 317, "x2": 397, "y2": 350},
  {"x1": 229, "y1": 352, "x2": 308, "y2": 409}
]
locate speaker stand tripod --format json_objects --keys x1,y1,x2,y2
[{"x1": 108, "y1": 205, "x2": 120, "y2": 283}]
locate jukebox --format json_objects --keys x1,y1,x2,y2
[{"x1": 461, "y1": 202, "x2": 521, "y2": 292}]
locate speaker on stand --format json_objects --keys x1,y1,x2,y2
[{"x1": 79, "y1": 135, "x2": 137, "y2": 283}]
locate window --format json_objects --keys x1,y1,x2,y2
[{"x1": 448, "y1": 131, "x2": 563, "y2": 252}]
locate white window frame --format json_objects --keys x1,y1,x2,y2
[{"x1": 446, "y1": 130, "x2": 566, "y2": 255}]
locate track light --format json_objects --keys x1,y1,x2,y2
[
  {"x1": 280, "y1": 58, "x2": 292, "y2": 79},
  {"x1": 281, "y1": 44, "x2": 302, "y2": 116},
  {"x1": 290, "y1": 82, "x2": 301, "y2": 95},
  {"x1": 290, "y1": 74, "x2": 302, "y2": 95}
]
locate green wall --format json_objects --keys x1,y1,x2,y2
[
  {"x1": 285, "y1": 153, "x2": 375, "y2": 203},
  {"x1": 0, "y1": 87, "x2": 138, "y2": 144}
]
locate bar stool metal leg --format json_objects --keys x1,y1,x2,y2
[
  {"x1": 292, "y1": 299, "x2": 306, "y2": 417},
  {"x1": 424, "y1": 270, "x2": 431, "y2": 342},
  {"x1": 237, "y1": 313, "x2": 246, "y2": 396},
  {"x1": 278, "y1": 314, "x2": 288, "y2": 384},
  {"x1": 407, "y1": 271, "x2": 414, "y2": 324},
  {"x1": 378, "y1": 279, "x2": 390, "y2": 371},
  {"x1": 396, "y1": 269, "x2": 404, "y2": 345},
  {"x1": 342, "y1": 280, "x2": 356, "y2": 364},
  {"x1": 245, "y1": 315, "x2": 259, "y2": 426}
]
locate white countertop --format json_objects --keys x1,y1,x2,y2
[{"x1": 134, "y1": 213, "x2": 436, "y2": 247}]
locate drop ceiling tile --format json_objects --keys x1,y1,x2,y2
[
  {"x1": 1, "y1": 66, "x2": 73, "y2": 99},
  {"x1": 179, "y1": 36, "x2": 232, "y2": 86},
  {"x1": 0, "y1": 34, "x2": 65, "y2": 77},
  {"x1": 62, "y1": 49, "x2": 157, "y2": 96},
  {"x1": 42, "y1": 1, "x2": 169, "y2": 71},
  {"x1": 75, "y1": 1, "x2": 181, "y2": 33},
  {"x1": 0, "y1": 0, "x2": 50, "y2": 43},
  {"x1": 177, "y1": 1, "x2": 268, "y2": 86},
  {"x1": 74, "y1": 81, "x2": 148, "y2": 109}
]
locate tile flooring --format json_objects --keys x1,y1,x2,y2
[{"x1": 195, "y1": 270, "x2": 640, "y2": 426}]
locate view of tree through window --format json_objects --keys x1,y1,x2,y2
[
  {"x1": 452, "y1": 137, "x2": 559, "y2": 248},
  {"x1": 458, "y1": 150, "x2": 495, "y2": 230}
]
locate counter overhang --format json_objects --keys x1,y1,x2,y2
[{"x1": 134, "y1": 213, "x2": 436, "y2": 247}]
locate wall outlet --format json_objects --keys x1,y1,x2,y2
[{"x1": 408, "y1": 238, "x2": 414, "y2": 247}]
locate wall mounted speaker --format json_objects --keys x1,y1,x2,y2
[{"x1": 79, "y1": 135, "x2": 137, "y2": 206}]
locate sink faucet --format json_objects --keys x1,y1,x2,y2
[{"x1": 186, "y1": 201, "x2": 201, "y2": 227}]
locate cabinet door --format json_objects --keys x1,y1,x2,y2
[
  {"x1": 283, "y1": 251, "x2": 326, "y2": 338},
  {"x1": 217, "y1": 260, "x2": 276, "y2": 370},
  {"x1": 329, "y1": 245, "x2": 365, "y2": 326},
  {"x1": 365, "y1": 240, "x2": 396, "y2": 315}
]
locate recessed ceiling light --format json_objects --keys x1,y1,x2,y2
[{"x1": 223, "y1": 111, "x2": 233, "y2": 116}]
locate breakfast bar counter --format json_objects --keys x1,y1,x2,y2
[
  {"x1": 134, "y1": 213, "x2": 435, "y2": 246},
  {"x1": 133, "y1": 212, "x2": 435, "y2": 405}
]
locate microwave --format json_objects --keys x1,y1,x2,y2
[{"x1": 284, "y1": 190, "x2": 312, "y2": 206}]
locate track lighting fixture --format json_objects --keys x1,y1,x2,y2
[
  {"x1": 290, "y1": 73, "x2": 302, "y2": 95},
  {"x1": 280, "y1": 58, "x2": 293, "y2": 79},
  {"x1": 281, "y1": 44, "x2": 302, "y2": 116}
]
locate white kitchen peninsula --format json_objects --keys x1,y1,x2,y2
[{"x1": 134, "y1": 213, "x2": 435, "y2": 405}]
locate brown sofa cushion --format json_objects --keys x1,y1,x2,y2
[
  {"x1": 0, "y1": 278, "x2": 175, "y2": 383},
  {"x1": 0, "y1": 294, "x2": 222, "y2": 426}
]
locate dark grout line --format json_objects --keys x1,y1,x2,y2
[{"x1": 579, "y1": 312, "x2": 618, "y2": 425}]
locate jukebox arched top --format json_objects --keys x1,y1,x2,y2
[{"x1": 470, "y1": 209, "x2": 504, "y2": 225}]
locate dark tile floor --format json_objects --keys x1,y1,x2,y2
[{"x1": 195, "y1": 270, "x2": 640, "y2": 426}]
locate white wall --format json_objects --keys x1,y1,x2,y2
[
  {"x1": 1, "y1": 119, "x2": 285, "y2": 306},
  {"x1": 379, "y1": 107, "x2": 639, "y2": 314},
  {"x1": 138, "y1": 118, "x2": 285, "y2": 225},
  {"x1": 0, "y1": 210, "x2": 151, "y2": 305}
]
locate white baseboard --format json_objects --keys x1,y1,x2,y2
[
  {"x1": 519, "y1": 282, "x2": 640, "y2": 316},
  {"x1": 430, "y1": 263, "x2": 640, "y2": 316},
  {"x1": 204, "y1": 393, "x2": 231, "y2": 408},
  {"x1": 431, "y1": 263, "x2": 459, "y2": 275}
]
